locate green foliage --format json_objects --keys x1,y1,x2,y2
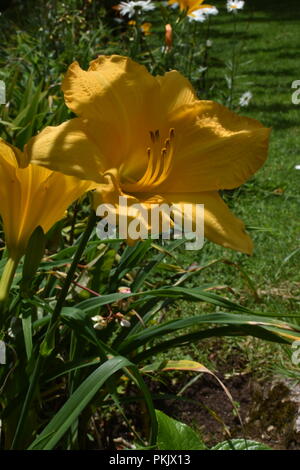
[
  {"x1": 29, "y1": 356, "x2": 156, "y2": 450},
  {"x1": 0, "y1": 0, "x2": 299, "y2": 451},
  {"x1": 156, "y1": 409, "x2": 206, "y2": 450},
  {"x1": 211, "y1": 439, "x2": 272, "y2": 451},
  {"x1": 155, "y1": 410, "x2": 272, "y2": 450},
  {"x1": 0, "y1": 230, "x2": 298, "y2": 449}
]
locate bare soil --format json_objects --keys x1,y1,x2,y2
[{"x1": 152, "y1": 358, "x2": 300, "y2": 450}]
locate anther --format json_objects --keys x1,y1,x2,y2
[
  {"x1": 164, "y1": 138, "x2": 170, "y2": 150},
  {"x1": 150, "y1": 131, "x2": 155, "y2": 143},
  {"x1": 169, "y1": 128, "x2": 175, "y2": 139},
  {"x1": 155, "y1": 129, "x2": 160, "y2": 140}
]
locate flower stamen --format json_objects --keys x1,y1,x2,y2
[{"x1": 122, "y1": 128, "x2": 175, "y2": 193}]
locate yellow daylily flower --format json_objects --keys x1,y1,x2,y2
[
  {"x1": 0, "y1": 139, "x2": 92, "y2": 260},
  {"x1": 168, "y1": 0, "x2": 213, "y2": 14},
  {"x1": 25, "y1": 55, "x2": 271, "y2": 254}
]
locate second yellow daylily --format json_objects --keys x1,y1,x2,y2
[
  {"x1": 0, "y1": 139, "x2": 92, "y2": 260},
  {"x1": 25, "y1": 55, "x2": 271, "y2": 254}
]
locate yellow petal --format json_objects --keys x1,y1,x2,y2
[
  {"x1": 0, "y1": 140, "x2": 92, "y2": 258},
  {"x1": 62, "y1": 56, "x2": 160, "y2": 170},
  {"x1": 0, "y1": 139, "x2": 24, "y2": 167},
  {"x1": 25, "y1": 118, "x2": 106, "y2": 182},
  {"x1": 168, "y1": 0, "x2": 210, "y2": 14},
  {"x1": 160, "y1": 101, "x2": 271, "y2": 192},
  {"x1": 156, "y1": 70, "x2": 197, "y2": 116},
  {"x1": 91, "y1": 168, "x2": 253, "y2": 254},
  {"x1": 168, "y1": 0, "x2": 201, "y2": 9},
  {"x1": 162, "y1": 191, "x2": 253, "y2": 254}
]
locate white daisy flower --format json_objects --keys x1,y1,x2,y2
[
  {"x1": 136, "y1": 0, "x2": 156, "y2": 12},
  {"x1": 227, "y1": 0, "x2": 245, "y2": 13},
  {"x1": 118, "y1": 0, "x2": 155, "y2": 18},
  {"x1": 188, "y1": 9, "x2": 206, "y2": 22},
  {"x1": 188, "y1": 6, "x2": 219, "y2": 22},
  {"x1": 202, "y1": 6, "x2": 219, "y2": 16},
  {"x1": 295, "y1": 165, "x2": 300, "y2": 170},
  {"x1": 118, "y1": 1, "x2": 136, "y2": 17},
  {"x1": 239, "y1": 91, "x2": 252, "y2": 107}
]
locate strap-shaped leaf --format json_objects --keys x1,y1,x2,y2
[{"x1": 28, "y1": 355, "x2": 156, "y2": 450}]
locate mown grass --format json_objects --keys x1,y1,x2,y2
[
  {"x1": 169, "y1": 0, "x2": 300, "y2": 375},
  {"x1": 178, "y1": 0, "x2": 300, "y2": 300}
]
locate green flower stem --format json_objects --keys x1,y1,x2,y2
[
  {"x1": 229, "y1": 14, "x2": 238, "y2": 108},
  {"x1": 0, "y1": 255, "x2": 21, "y2": 321},
  {"x1": 11, "y1": 210, "x2": 97, "y2": 450},
  {"x1": 134, "y1": 13, "x2": 142, "y2": 57},
  {"x1": 50, "y1": 210, "x2": 97, "y2": 325}
]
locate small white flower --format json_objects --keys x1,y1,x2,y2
[
  {"x1": 7, "y1": 328, "x2": 15, "y2": 338},
  {"x1": 120, "y1": 318, "x2": 131, "y2": 328},
  {"x1": 188, "y1": 9, "x2": 207, "y2": 22},
  {"x1": 206, "y1": 39, "x2": 213, "y2": 47},
  {"x1": 136, "y1": 0, "x2": 156, "y2": 11},
  {"x1": 227, "y1": 0, "x2": 245, "y2": 13},
  {"x1": 119, "y1": 1, "x2": 137, "y2": 17},
  {"x1": 239, "y1": 91, "x2": 252, "y2": 107},
  {"x1": 91, "y1": 315, "x2": 107, "y2": 330},
  {"x1": 188, "y1": 6, "x2": 219, "y2": 22},
  {"x1": 295, "y1": 165, "x2": 300, "y2": 170},
  {"x1": 118, "y1": 286, "x2": 132, "y2": 294},
  {"x1": 202, "y1": 6, "x2": 219, "y2": 16},
  {"x1": 118, "y1": 0, "x2": 155, "y2": 18},
  {"x1": 93, "y1": 322, "x2": 107, "y2": 330},
  {"x1": 91, "y1": 315, "x2": 104, "y2": 322}
]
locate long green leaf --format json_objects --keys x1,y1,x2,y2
[
  {"x1": 28, "y1": 356, "x2": 156, "y2": 450},
  {"x1": 134, "y1": 325, "x2": 289, "y2": 362},
  {"x1": 132, "y1": 238, "x2": 186, "y2": 291},
  {"x1": 76, "y1": 286, "x2": 253, "y2": 314},
  {"x1": 118, "y1": 312, "x2": 300, "y2": 355}
]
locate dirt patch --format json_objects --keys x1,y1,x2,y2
[
  {"x1": 95, "y1": 347, "x2": 300, "y2": 450},
  {"x1": 153, "y1": 367, "x2": 300, "y2": 450}
]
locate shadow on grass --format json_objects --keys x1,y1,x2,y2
[
  {"x1": 277, "y1": 52, "x2": 300, "y2": 60},
  {"x1": 245, "y1": 68, "x2": 298, "y2": 76},
  {"x1": 249, "y1": 103, "x2": 299, "y2": 129},
  {"x1": 248, "y1": 0, "x2": 300, "y2": 17},
  {"x1": 211, "y1": 0, "x2": 300, "y2": 26}
]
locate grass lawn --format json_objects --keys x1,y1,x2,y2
[
  {"x1": 177, "y1": 0, "x2": 300, "y2": 308},
  {"x1": 163, "y1": 0, "x2": 300, "y2": 375}
]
